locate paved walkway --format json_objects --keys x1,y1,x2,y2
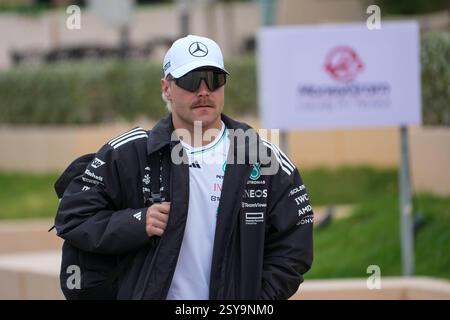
[
  {"x1": 1, "y1": 216, "x2": 449, "y2": 300},
  {"x1": 0, "y1": 250, "x2": 60, "y2": 276},
  {"x1": 0, "y1": 218, "x2": 62, "y2": 254}
]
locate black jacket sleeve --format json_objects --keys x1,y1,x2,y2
[
  {"x1": 55, "y1": 144, "x2": 151, "y2": 255},
  {"x1": 260, "y1": 166, "x2": 314, "y2": 300}
]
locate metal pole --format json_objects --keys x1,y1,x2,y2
[
  {"x1": 119, "y1": 25, "x2": 130, "y2": 60},
  {"x1": 399, "y1": 126, "x2": 414, "y2": 276},
  {"x1": 259, "y1": 0, "x2": 287, "y2": 153},
  {"x1": 279, "y1": 131, "x2": 289, "y2": 156},
  {"x1": 260, "y1": 0, "x2": 275, "y2": 26},
  {"x1": 177, "y1": 0, "x2": 190, "y2": 36}
]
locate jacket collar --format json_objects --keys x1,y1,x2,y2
[
  {"x1": 147, "y1": 113, "x2": 255, "y2": 157},
  {"x1": 147, "y1": 113, "x2": 174, "y2": 155}
]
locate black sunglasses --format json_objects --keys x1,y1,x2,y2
[{"x1": 167, "y1": 70, "x2": 227, "y2": 92}]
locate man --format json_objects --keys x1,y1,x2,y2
[{"x1": 55, "y1": 34, "x2": 313, "y2": 300}]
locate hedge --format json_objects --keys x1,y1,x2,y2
[
  {"x1": 421, "y1": 31, "x2": 450, "y2": 126},
  {"x1": 0, "y1": 31, "x2": 449, "y2": 125},
  {"x1": 0, "y1": 56, "x2": 257, "y2": 125}
]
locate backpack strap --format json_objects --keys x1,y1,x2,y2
[
  {"x1": 147, "y1": 147, "x2": 171, "y2": 204},
  {"x1": 148, "y1": 151, "x2": 163, "y2": 203},
  {"x1": 112, "y1": 148, "x2": 170, "y2": 286}
]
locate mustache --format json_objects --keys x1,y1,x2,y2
[{"x1": 191, "y1": 99, "x2": 215, "y2": 108}]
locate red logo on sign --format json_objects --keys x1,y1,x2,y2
[{"x1": 324, "y1": 46, "x2": 364, "y2": 83}]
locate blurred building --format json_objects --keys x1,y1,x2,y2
[
  {"x1": 0, "y1": 1, "x2": 260, "y2": 69},
  {"x1": 0, "y1": 0, "x2": 448, "y2": 69}
]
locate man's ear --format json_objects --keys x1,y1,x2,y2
[{"x1": 160, "y1": 79, "x2": 171, "y2": 100}]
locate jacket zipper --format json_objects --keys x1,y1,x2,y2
[
  {"x1": 215, "y1": 164, "x2": 253, "y2": 299},
  {"x1": 159, "y1": 162, "x2": 189, "y2": 299}
]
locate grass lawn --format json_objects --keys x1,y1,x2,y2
[
  {"x1": 0, "y1": 167, "x2": 449, "y2": 280},
  {"x1": 0, "y1": 171, "x2": 59, "y2": 219},
  {"x1": 306, "y1": 193, "x2": 450, "y2": 280}
]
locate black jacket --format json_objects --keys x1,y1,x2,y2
[{"x1": 55, "y1": 113, "x2": 314, "y2": 300}]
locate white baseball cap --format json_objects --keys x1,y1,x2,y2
[{"x1": 163, "y1": 34, "x2": 229, "y2": 78}]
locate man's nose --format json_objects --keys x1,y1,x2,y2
[{"x1": 197, "y1": 79, "x2": 210, "y2": 96}]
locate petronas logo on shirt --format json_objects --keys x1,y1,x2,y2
[{"x1": 250, "y1": 162, "x2": 261, "y2": 180}]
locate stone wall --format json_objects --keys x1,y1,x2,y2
[{"x1": 1, "y1": 119, "x2": 449, "y2": 195}]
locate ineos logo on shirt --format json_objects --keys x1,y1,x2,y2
[
  {"x1": 244, "y1": 189, "x2": 268, "y2": 198},
  {"x1": 189, "y1": 42, "x2": 208, "y2": 57}
]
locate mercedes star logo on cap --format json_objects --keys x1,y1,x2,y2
[{"x1": 189, "y1": 42, "x2": 208, "y2": 57}]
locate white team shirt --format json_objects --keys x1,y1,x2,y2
[{"x1": 166, "y1": 121, "x2": 229, "y2": 300}]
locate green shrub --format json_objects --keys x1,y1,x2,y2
[
  {"x1": 0, "y1": 57, "x2": 257, "y2": 125},
  {"x1": 421, "y1": 31, "x2": 450, "y2": 126},
  {"x1": 0, "y1": 62, "x2": 167, "y2": 124},
  {"x1": 1, "y1": 30, "x2": 449, "y2": 125},
  {"x1": 374, "y1": 0, "x2": 449, "y2": 15}
]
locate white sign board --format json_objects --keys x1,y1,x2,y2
[{"x1": 257, "y1": 22, "x2": 421, "y2": 130}]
